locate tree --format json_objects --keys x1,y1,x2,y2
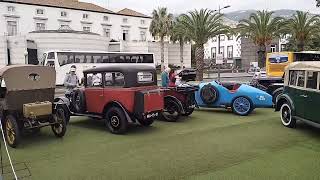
[
  {"x1": 149, "y1": 7, "x2": 173, "y2": 71},
  {"x1": 237, "y1": 10, "x2": 283, "y2": 67},
  {"x1": 180, "y1": 9, "x2": 229, "y2": 81},
  {"x1": 283, "y1": 11, "x2": 320, "y2": 51},
  {"x1": 170, "y1": 16, "x2": 190, "y2": 68}
]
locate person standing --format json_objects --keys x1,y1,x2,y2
[
  {"x1": 169, "y1": 69, "x2": 176, "y2": 87},
  {"x1": 64, "y1": 65, "x2": 79, "y2": 93},
  {"x1": 161, "y1": 67, "x2": 170, "y2": 87}
]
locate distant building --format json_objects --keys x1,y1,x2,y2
[{"x1": 204, "y1": 18, "x2": 241, "y2": 65}]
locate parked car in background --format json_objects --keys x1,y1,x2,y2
[
  {"x1": 276, "y1": 62, "x2": 320, "y2": 128},
  {"x1": 0, "y1": 65, "x2": 68, "y2": 148},
  {"x1": 55, "y1": 65, "x2": 164, "y2": 134},
  {"x1": 177, "y1": 68, "x2": 196, "y2": 81},
  {"x1": 195, "y1": 81, "x2": 273, "y2": 116}
]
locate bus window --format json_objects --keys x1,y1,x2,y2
[
  {"x1": 143, "y1": 54, "x2": 153, "y2": 63},
  {"x1": 131, "y1": 55, "x2": 139, "y2": 63},
  {"x1": 57, "y1": 52, "x2": 74, "y2": 66},
  {"x1": 47, "y1": 52, "x2": 55, "y2": 59},
  {"x1": 75, "y1": 54, "x2": 85, "y2": 63},
  {"x1": 102, "y1": 55, "x2": 109, "y2": 63},
  {"x1": 118, "y1": 55, "x2": 125, "y2": 63},
  {"x1": 92, "y1": 54, "x2": 102, "y2": 63}
]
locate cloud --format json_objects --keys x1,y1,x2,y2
[{"x1": 81, "y1": 0, "x2": 319, "y2": 15}]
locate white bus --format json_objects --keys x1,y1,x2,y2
[{"x1": 41, "y1": 50, "x2": 155, "y2": 85}]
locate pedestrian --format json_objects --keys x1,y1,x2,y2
[
  {"x1": 161, "y1": 67, "x2": 170, "y2": 87},
  {"x1": 64, "y1": 65, "x2": 79, "y2": 94},
  {"x1": 169, "y1": 69, "x2": 176, "y2": 87}
]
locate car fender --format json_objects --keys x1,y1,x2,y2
[
  {"x1": 103, "y1": 101, "x2": 134, "y2": 123},
  {"x1": 164, "y1": 95, "x2": 185, "y2": 114},
  {"x1": 275, "y1": 94, "x2": 295, "y2": 113},
  {"x1": 54, "y1": 97, "x2": 71, "y2": 112}
]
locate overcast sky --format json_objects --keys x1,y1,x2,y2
[{"x1": 81, "y1": 0, "x2": 319, "y2": 15}]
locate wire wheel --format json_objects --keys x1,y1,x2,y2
[
  {"x1": 4, "y1": 115, "x2": 20, "y2": 148},
  {"x1": 6, "y1": 120, "x2": 15, "y2": 145},
  {"x1": 232, "y1": 97, "x2": 252, "y2": 116},
  {"x1": 52, "y1": 108, "x2": 67, "y2": 138}
]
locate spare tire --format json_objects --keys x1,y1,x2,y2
[
  {"x1": 72, "y1": 89, "x2": 86, "y2": 113},
  {"x1": 200, "y1": 83, "x2": 219, "y2": 104}
]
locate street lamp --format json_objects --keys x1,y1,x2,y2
[{"x1": 214, "y1": 5, "x2": 231, "y2": 81}]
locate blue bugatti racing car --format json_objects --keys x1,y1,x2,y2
[{"x1": 195, "y1": 81, "x2": 273, "y2": 116}]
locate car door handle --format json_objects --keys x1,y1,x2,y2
[{"x1": 300, "y1": 94, "x2": 308, "y2": 98}]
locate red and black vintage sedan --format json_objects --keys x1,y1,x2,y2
[{"x1": 56, "y1": 65, "x2": 164, "y2": 134}]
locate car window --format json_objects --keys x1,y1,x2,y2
[
  {"x1": 104, "y1": 72, "x2": 125, "y2": 87},
  {"x1": 306, "y1": 71, "x2": 318, "y2": 89},
  {"x1": 86, "y1": 73, "x2": 102, "y2": 87},
  {"x1": 289, "y1": 70, "x2": 298, "y2": 86},
  {"x1": 296, "y1": 71, "x2": 305, "y2": 87}
]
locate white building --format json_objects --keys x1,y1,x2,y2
[
  {"x1": 0, "y1": 0, "x2": 192, "y2": 67},
  {"x1": 204, "y1": 18, "x2": 241, "y2": 64},
  {"x1": 0, "y1": 0, "x2": 153, "y2": 41}
]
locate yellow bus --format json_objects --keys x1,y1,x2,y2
[{"x1": 266, "y1": 51, "x2": 320, "y2": 77}]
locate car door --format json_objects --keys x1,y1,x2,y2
[
  {"x1": 288, "y1": 70, "x2": 306, "y2": 118},
  {"x1": 85, "y1": 72, "x2": 104, "y2": 113},
  {"x1": 303, "y1": 71, "x2": 320, "y2": 123}
]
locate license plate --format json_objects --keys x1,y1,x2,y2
[
  {"x1": 146, "y1": 112, "x2": 158, "y2": 119},
  {"x1": 188, "y1": 105, "x2": 196, "y2": 109}
]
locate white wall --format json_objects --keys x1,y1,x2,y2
[
  {"x1": 7, "y1": 36, "x2": 27, "y2": 64},
  {"x1": 0, "y1": 2, "x2": 152, "y2": 41},
  {"x1": 0, "y1": 37, "x2": 7, "y2": 66}
]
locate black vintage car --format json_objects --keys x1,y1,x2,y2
[{"x1": 177, "y1": 68, "x2": 196, "y2": 81}]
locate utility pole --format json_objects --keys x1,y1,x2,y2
[{"x1": 215, "y1": 5, "x2": 230, "y2": 81}]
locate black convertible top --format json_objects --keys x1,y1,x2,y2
[{"x1": 83, "y1": 64, "x2": 155, "y2": 74}]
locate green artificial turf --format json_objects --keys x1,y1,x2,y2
[{"x1": 1, "y1": 108, "x2": 320, "y2": 180}]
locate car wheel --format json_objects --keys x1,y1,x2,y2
[
  {"x1": 51, "y1": 107, "x2": 67, "y2": 138},
  {"x1": 56, "y1": 104, "x2": 70, "y2": 124},
  {"x1": 161, "y1": 99, "x2": 181, "y2": 122},
  {"x1": 72, "y1": 89, "x2": 86, "y2": 113},
  {"x1": 105, "y1": 107, "x2": 128, "y2": 134},
  {"x1": 200, "y1": 84, "x2": 219, "y2": 104},
  {"x1": 4, "y1": 115, "x2": 21, "y2": 148},
  {"x1": 183, "y1": 107, "x2": 194, "y2": 116},
  {"x1": 280, "y1": 102, "x2": 296, "y2": 128},
  {"x1": 232, "y1": 96, "x2": 253, "y2": 116},
  {"x1": 138, "y1": 118, "x2": 154, "y2": 127}
]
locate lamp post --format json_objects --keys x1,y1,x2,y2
[{"x1": 214, "y1": 5, "x2": 230, "y2": 81}]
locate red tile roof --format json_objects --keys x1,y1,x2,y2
[{"x1": 117, "y1": 8, "x2": 150, "y2": 18}]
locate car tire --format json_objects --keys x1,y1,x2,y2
[
  {"x1": 52, "y1": 107, "x2": 67, "y2": 138},
  {"x1": 200, "y1": 84, "x2": 219, "y2": 104},
  {"x1": 4, "y1": 115, "x2": 21, "y2": 148},
  {"x1": 56, "y1": 104, "x2": 70, "y2": 124},
  {"x1": 105, "y1": 107, "x2": 128, "y2": 134},
  {"x1": 232, "y1": 96, "x2": 253, "y2": 116},
  {"x1": 72, "y1": 89, "x2": 86, "y2": 113},
  {"x1": 161, "y1": 99, "x2": 181, "y2": 122},
  {"x1": 280, "y1": 102, "x2": 296, "y2": 128},
  {"x1": 182, "y1": 107, "x2": 195, "y2": 116},
  {"x1": 138, "y1": 118, "x2": 154, "y2": 127}
]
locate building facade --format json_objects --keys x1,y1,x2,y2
[{"x1": 0, "y1": 0, "x2": 153, "y2": 42}]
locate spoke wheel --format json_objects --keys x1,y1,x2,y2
[
  {"x1": 52, "y1": 107, "x2": 67, "y2": 138},
  {"x1": 232, "y1": 97, "x2": 252, "y2": 116},
  {"x1": 161, "y1": 99, "x2": 181, "y2": 122},
  {"x1": 280, "y1": 103, "x2": 296, "y2": 128},
  {"x1": 4, "y1": 115, "x2": 20, "y2": 148}
]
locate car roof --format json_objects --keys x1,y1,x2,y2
[
  {"x1": 285, "y1": 61, "x2": 320, "y2": 71},
  {"x1": 83, "y1": 64, "x2": 155, "y2": 74}
]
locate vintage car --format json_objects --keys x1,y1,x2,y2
[
  {"x1": 276, "y1": 62, "x2": 320, "y2": 128},
  {"x1": 161, "y1": 84, "x2": 198, "y2": 122},
  {"x1": 195, "y1": 81, "x2": 273, "y2": 116},
  {"x1": 177, "y1": 68, "x2": 196, "y2": 81},
  {"x1": 0, "y1": 65, "x2": 67, "y2": 148},
  {"x1": 56, "y1": 65, "x2": 164, "y2": 134}
]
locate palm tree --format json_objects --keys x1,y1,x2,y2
[
  {"x1": 237, "y1": 10, "x2": 283, "y2": 68},
  {"x1": 170, "y1": 16, "x2": 190, "y2": 68},
  {"x1": 283, "y1": 11, "x2": 320, "y2": 51},
  {"x1": 180, "y1": 9, "x2": 229, "y2": 81},
  {"x1": 149, "y1": 7, "x2": 173, "y2": 71}
]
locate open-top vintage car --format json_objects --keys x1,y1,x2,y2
[
  {"x1": 0, "y1": 65, "x2": 67, "y2": 148},
  {"x1": 195, "y1": 81, "x2": 273, "y2": 116},
  {"x1": 56, "y1": 65, "x2": 164, "y2": 134},
  {"x1": 161, "y1": 84, "x2": 198, "y2": 122},
  {"x1": 276, "y1": 62, "x2": 320, "y2": 128}
]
